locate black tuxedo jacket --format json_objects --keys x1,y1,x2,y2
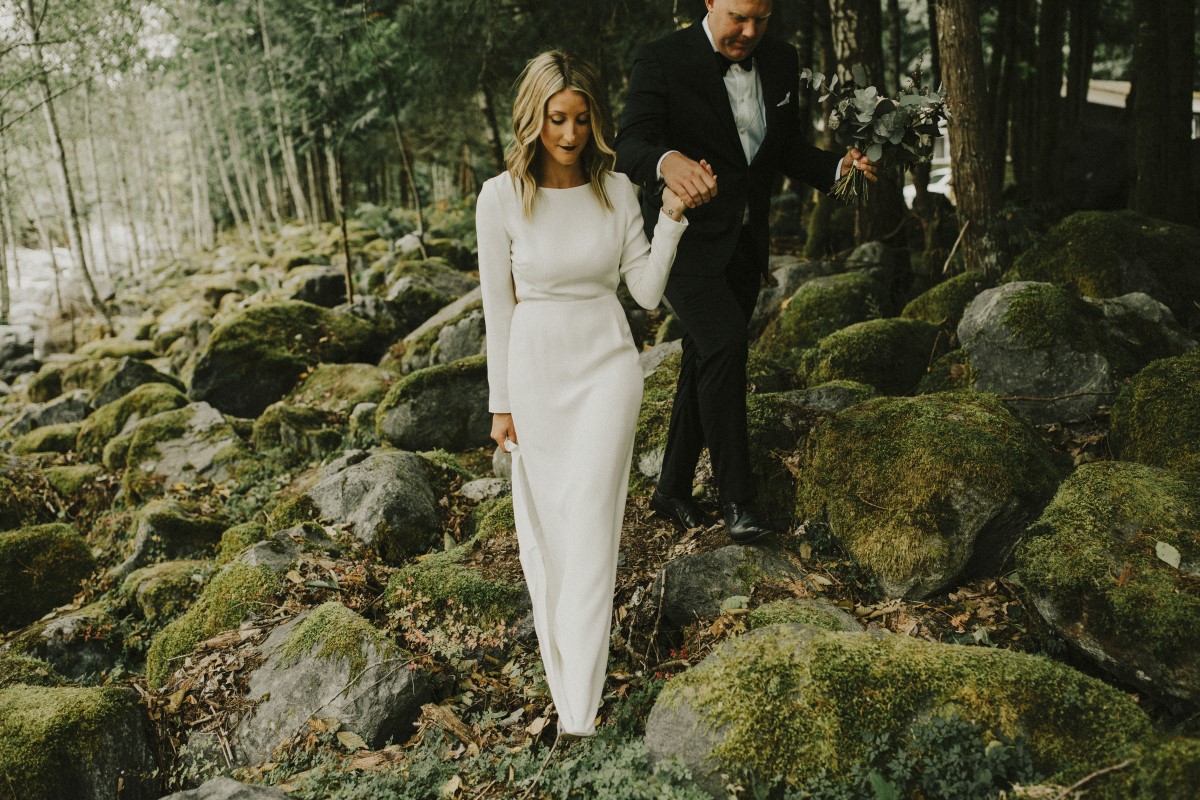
[{"x1": 616, "y1": 21, "x2": 840, "y2": 277}]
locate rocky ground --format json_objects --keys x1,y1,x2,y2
[{"x1": 1, "y1": 204, "x2": 1198, "y2": 800}]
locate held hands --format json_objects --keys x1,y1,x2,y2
[
  {"x1": 490, "y1": 413, "x2": 517, "y2": 449},
  {"x1": 661, "y1": 186, "x2": 688, "y2": 221},
  {"x1": 661, "y1": 153, "x2": 718, "y2": 208},
  {"x1": 840, "y1": 147, "x2": 879, "y2": 182}
]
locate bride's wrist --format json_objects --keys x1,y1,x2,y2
[{"x1": 662, "y1": 203, "x2": 684, "y2": 220}]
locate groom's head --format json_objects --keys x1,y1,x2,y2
[{"x1": 705, "y1": 0, "x2": 771, "y2": 62}]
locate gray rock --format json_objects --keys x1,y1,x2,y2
[
  {"x1": 959, "y1": 283, "x2": 1195, "y2": 424},
  {"x1": 228, "y1": 603, "x2": 429, "y2": 766},
  {"x1": 400, "y1": 286, "x2": 482, "y2": 346},
  {"x1": 651, "y1": 544, "x2": 805, "y2": 631},
  {"x1": 108, "y1": 500, "x2": 228, "y2": 581},
  {"x1": 395, "y1": 233, "x2": 423, "y2": 257},
  {"x1": 639, "y1": 339, "x2": 682, "y2": 378},
  {"x1": 384, "y1": 261, "x2": 478, "y2": 305},
  {"x1": 5, "y1": 389, "x2": 93, "y2": 437},
  {"x1": 124, "y1": 402, "x2": 251, "y2": 491},
  {"x1": 161, "y1": 777, "x2": 290, "y2": 799},
  {"x1": 305, "y1": 451, "x2": 440, "y2": 563},
  {"x1": 778, "y1": 381, "x2": 876, "y2": 414},
  {"x1": 281, "y1": 265, "x2": 346, "y2": 308},
  {"x1": 153, "y1": 296, "x2": 215, "y2": 354},
  {"x1": 376, "y1": 357, "x2": 491, "y2": 452},
  {"x1": 235, "y1": 524, "x2": 338, "y2": 575},
  {"x1": 93, "y1": 356, "x2": 183, "y2": 407},
  {"x1": 492, "y1": 445, "x2": 512, "y2": 480},
  {"x1": 0, "y1": 324, "x2": 37, "y2": 382},
  {"x1": 460, "y1": 477, "x2": 509, "y2": 503},
  {"x1": 2, "y1": 603, "x2": 122, "y2": 679},
  {"x1": 432, "y1": 309, "x2": 485, "y2": 366},
  {"x1": 347, "y1": 402, "x2": 379, "y2": 448},
  {"x1": 750, "y1": 257, "x2": 841, "y2": 337}
]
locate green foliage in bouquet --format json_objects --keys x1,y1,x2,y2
[{"x1": 802, "y1": 62, "x2": 948, "y2": 204}]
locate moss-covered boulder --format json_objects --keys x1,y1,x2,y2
[
  {"x1": 800, "y1": 318, "x2": 941, "y2": 396},
  {"x1": 10, "y1": 421, "x2": 80, "y2": 455},
  {"x1": 0, "y1": 464, "x2": 61, "y2": 532},
  {"x1": 746, "y1": 598, "x2": 861, "y2": 632},
  {"x1": 3, "y1": 389, "x2": 93, "y2": 438},
  {"x1": 1091, "y1": 738, "x2": 1200, "y2": 800},
  {"x1": 959, "y1": 282, "x2": 1196, "y2": 424},
  {"x1": 62, "y1": 355, "x2": 183, "y2": 407},
  {"x1": 189, "y1": 300, "x2": 376, "y2": 418},
  {"x1": 468, "y1": 495, "x2": 517, "y2": 541},
  {"x1": 385, "y1": 547, "x2": 527, "y2": 622},
  {"x1": 645, "y1": 625, "x2": 1151, "y2": 794},
  {"x1": 0, "y1": 523, "x2": 96, "y2": 630},
  {"x1": 755, "y1": 272, "x2": 886, "y2": 366},
  {"x1": 798, "y1": 392, "x2": 1060, "y2": 598},
  {"x1": 250, "y1": 401, "x2": 343, "y2": 463},
  {"x1": 390, "y1": 301, "x2": 486, "y2": 375},
  {"x1": 27, "y1": 362, "x2": 65, "y2": 403},
  {"x1": 1110, "y1": 350, "x2": 1200, "y2": 474},
  {"x1": 76, "y1": 381, "x2": 189, "y2": 460},
  {"x1": 901, "y1": 270, "x2": 994, "y2": 327},
  {"x1": 1006, "y1": 210, "x2": 1200, "y2": 328},
  {"x1": 227, "y1": 601, "x2": 430, "y2": 767},
  {"x1": 4, "y1": 601, "x2": 124, "y2": 680},
  {"x1": 109, "y1": 499, "x2": 228, "y2": 581},
  {"x1": 215, "y1": 522, "x2": 268, "y2": 565},
  {"x1": 145, "y1": 561, "x2": 284, "y2": 688},
  {"x1": 376, "y1": 355, "x2": 491, "y2": 451},
  {"x1": 287, "y1": 362, "x2": 395, "y2": 414},
  {"x1": 75, "y1": 338, "x2": 157, "y2": 360},
  {"x1": 119, "y1": 559, "x2": 216, "y2": 626},
  {"x1": 0, "y1": 684, "x2": 158, "y2": 799},
  {"x1": 0, "y1": 651, "x2": 65, "y2": 688},
  {"x1": 121, "y1": 402, "x2": 252, "y2": 500},
  {"x1": 1016, "y1": 461, "x2": 1200, "y2": 706},
  {"x1": 279, "y1": 264, "x2": 345, "y2": 307}
]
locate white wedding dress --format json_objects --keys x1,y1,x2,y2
[{"x1": 476, "y1": 171, "x2": 686, "y2": 735}]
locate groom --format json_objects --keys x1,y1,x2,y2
[{"x1": 616, "y1": 0, "x2": 875, "y2": 543}]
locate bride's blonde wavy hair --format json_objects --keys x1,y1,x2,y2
[{"x1": 505, "y1": 51, "x2": 616, "y2": 219}]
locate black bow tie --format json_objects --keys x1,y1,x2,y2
[{"x1": 716, "y1": 52, "x2": 753, "y2": 75}]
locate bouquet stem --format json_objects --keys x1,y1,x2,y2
[{"x1": 831, "y1": 167, "x2": 871, "y2": 206}]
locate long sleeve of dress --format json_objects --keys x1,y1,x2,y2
[
  {"x1": 476, "y1": 178, "x2": 516, "y2": 413},
  {"x1": 616, "y1": 177, "x2": 688, "y2": 310}
]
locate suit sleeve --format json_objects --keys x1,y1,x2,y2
[
  {"x1": 616, "y1": 44, "x2": 672, "y2": 190},
  {"x1": 777, "y1": 46, "x2": 842, "y2": 192},
  {"x1": 617, "y1": 177, "x2": 688, "y2": 310},
  {"x1": 475, "y1": 179, "x2": 516, "y2": 414}
]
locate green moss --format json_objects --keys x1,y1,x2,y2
[
  {"x1": 758, "y1": 272, "x2": 886, "y2": 364},
  {"x1": 659, "y1": 625, "x2": 1151, "y2": 787},
  {"x1": 901, "y1": 270, "x2": 994, "y2": 326},
  {"x1": 0, "y1": 523, "x2": 96, "y2": 630},
  {"x1": 999, "y1": 282, "x2": 1100, "y2": 350},
  {"x1": 274, "y1": 601, "x2": 395, "y2": 681},
  {"x1": 393, "y1": 301, "x2": 484, "y2": 366},
  {"x1": 915, "y1": 349, "x2": 975, "y2": 395},
  {"x1": 75, "y1": 339, "x2": 157, "y2": 359},
  {"x1": 121, "y1": 405, "x2": 250, "y2": 500},
  {"x1": 144, "y1": 562, "x2": 283, "y2": 687},
  {"x1": 101, "y1": 430, "x2": 134, "y2": 471},
  {"x1": 473, "y1": 496, "x2": 515, "y2": 542},
  {"x1": 801, "y1": 318, "x2": 942, "y2": 396},
  {"x1": 10, "y1": 422, "x2": 81, "y2": 455},
  {"x1": 76, "y1": 382, "x2": 189, "y2": 459},
  {"x1": 120, "y1": 559, "x2": 216, "y2": 624},
  {"x1": 385, "y1": 547, "x2": 525, "y2": 622},
  {"x1": 0, "y1": 684, "x2": 150, "y2": 797},
  {"x1": 27, "y1": 364, "x2": 65, "y2": 403},
  {"x1": 1110, "y1": 350, "x2": 1200, "y2": 474},
  {"x1": 1015, "y1": 461, "x2": 1200, "y2": 664},
  {"x1": 1121, "y1": 738, "x2": 1200, "y2": 799},
  {"x1": 379, "y1": 353, "x2": 487, "y2": 404},
  {"x1": 216, "y1": 522, "x2": 268, "y2": 565},
  {"x1": 265, "y1": 494, "x2": 319, "y2": 531},
  {"x1": 746, "y1": 599, "x2": 857, "y2": 632},
  {"x1": 250, "y1": 402, "x2": 343, "y2": 461},
  {"x1": 797, "y1": 392, "x2": 1060, "y2": 595},
  {"x1": 1007, "y1": 210, "x2": 1200, "y2": 327},
  {"x1": 0, "y1": 467, "x2": 59, "y2": 531},
  {"x1": 0, "y1": 652, "x2": 65, "y2": 688},
  {"x1": 288, "y1": 363, "x2": 396, "y2": 414},
  {"x1": 43, "y1": 464, "x2": 104, "y2": 498}
]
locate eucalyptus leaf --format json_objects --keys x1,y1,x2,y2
[
  {"x1": 866, "y1": 143, "x2": 883, "y2": 161},
  {"x1": 851, "y1": 64, "x2": 869, "y2": 85}
]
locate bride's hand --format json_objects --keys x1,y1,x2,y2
[
  {"x1": 661, "y1": 186, "x2": 687, "y2": 221},
  {"x1": 490, "y1": 413, "x2": 517, "y2": 449}
]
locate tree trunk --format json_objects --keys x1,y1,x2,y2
[
  {"x1": 936, "y1": 0, "x2": 1009, "y2": 277},
  {"x1": 985, "y1": 0, "x2": 1016, "y2": 182},
  {"x1": 886, "y1": 0, "x2": 902, "y2": 95},
  {"x1": 1033, "y1": 0, "x2": 1067, "y2": 198},
  {"x1": 1063, "y1": 0, "x2": 1099, "y2": 137},
  {"x1": 196, "y1": 87, "x2": 255, "y2": 251},
  {"x1": 83, "y1": 81, "x2": 114, "y2": 278},
  {"x1": 21, "y1": 0, "x2": 110, "y2": 327},
  {"x1": 302, "y1": 116, "x2": 323, "y2": 224},
  {"x1": 178, "y1": 93, "x2": 214, "y2": 249},
  {"x1": 254, "y1": 105, "x2": 284, "y2": 229},
  {"x1": 108, "y1": 125, "x2": 143, "y2": 276},
  {"x1": 393, "y1": 115, "x2": 428, "y2": 257},
  {"x1": 1008, "y1": 0, "x2": 1038, "y2": 193},
  {"x1": 829, "y1": 0, "x2": 906, "y2": 244},
  {"x1": 476, "y1": 87, "x2": 506, "y2": 175},
  {"x1": 1130, "y1": 0, "x2": 1197, "y2": 225},
  {"x1": 257, "y1": 0, "x2": 309, "y2": 225},
  {"x1": 804, "y1": 0, "x2": 837, "y2": 258},
  {"x1": 0, "y1": 120, "x2": 19, "y2": 289}
]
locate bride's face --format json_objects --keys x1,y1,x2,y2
[{"x1": 539, "y1": 89, "x2": 591, "y2": 171}]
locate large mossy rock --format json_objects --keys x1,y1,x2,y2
[
  {"x1": 3, "y1": 602, "x2": 124, "y2": 680},
  {"x1": 1110, "y1": 350, "x2": 1200, "y2": 474},
  {"x1": 1006, "y1": 210, "x2": 1200, "y2": 328},
  {"x1": 375, "y1": 355, "x2": 491, "y2": 451},
  {"x1": 0, "y1": 463, "x2": 59, "y2": 532},
  {"x1": 120, "y1": 559, "x2": 216, "y2": 625},
  {"x1": 800, "y1": 318, "x2": 941, "y2": 396},
  {"x1": 286, "y1": 362, "x2": 395, "y2": 414},
  {"x1": 959, "y1": 282, "x2": 1196, "y2": 424},
  {"x1": 228, "y1": 602, "x2": 430, "y2": 767},
  {"x1": 1015, "y1": 461, "x2": 1200, "y2": 706},
  {"x1": 652, "y1": 545, "x2": 804, "y2": 632},
  {"x1": 161, "y1": 776, "x2": 290, "y2": 799},
  {"x1": 76, "y1": 381, "x2": 190, "y2": 460},
  {"x1": 122, "y1": 402, "x2": 252, "y2": 500},
  {"x1": 250, "y1": 401, "x2": 343, "y2": 463},
  {"x1": 385, "y1": 546, "x2": 528, "y2": 622},
  {"x1": 0, "y1": 523, "x2": 96, "y2": 631},
  {"x1": 145, "y1": 561, "x2": 284, "y2": 688},
  {"x1": 10, "y1": 422, "x2": 80, "y2": 455},
  {"x1": 0, "y1": 684, "x2": 158, "y2": 800},
  {"x1": 798, "y1": 392, "x2": 1060, "y2": 598},
  {"x1": 62, "y1": 355, "x2": 183, "y2": 407},
  {"x1": 389, "y1": 300, "x2": 486, "y2": 375},
  {"x1": 755, "y1": 272, "x2": 886, "y2": 365},
  {"x1": 189, "y1": 301, "x2": 376, "y2": 418},
  {"x1": 108, "y1": 499, "x2": 227, "y2": 581},
  {"x1": 4, "y1": 390, "x2": 93, "y2": 438},
  {"x1": 645, "y1": 625, "x2": 1151, "y2": 795},
  {"x1": 901, "y1": 270, "x2": 994, "y2": 327}
]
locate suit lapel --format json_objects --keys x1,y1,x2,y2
[
  {"x1": 681, "y1": 22, "x2": 745, "y2": 164},
  {"x1": 752, "y1": 45, "x2": 786, "y2": 167}
]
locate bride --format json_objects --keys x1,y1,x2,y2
[{"x1": 476, "y1": 50, "x2": 711, "y2": 737}]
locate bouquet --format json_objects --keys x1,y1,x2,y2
[{"x1": 802, "y1": 63, "x2": 948, "y2": 205}]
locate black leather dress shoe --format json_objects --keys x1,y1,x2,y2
[
  {"x1": 722, "y1": 501, "x2": 774, "y2": 544},
  {"x1": 650, "y1": 491, "x2": 709, "y2": 530}
]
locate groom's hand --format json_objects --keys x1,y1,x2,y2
[
  {"x1": 840, "y1": 147, "x2": 879, "y2": 182},
  {"x1": 661, "y1": 152, "x2": 718, "y2": 208}
]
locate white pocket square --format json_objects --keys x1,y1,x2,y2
[{"x1": 776, "y1": 92, "x2": 791, "y2": 107}]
